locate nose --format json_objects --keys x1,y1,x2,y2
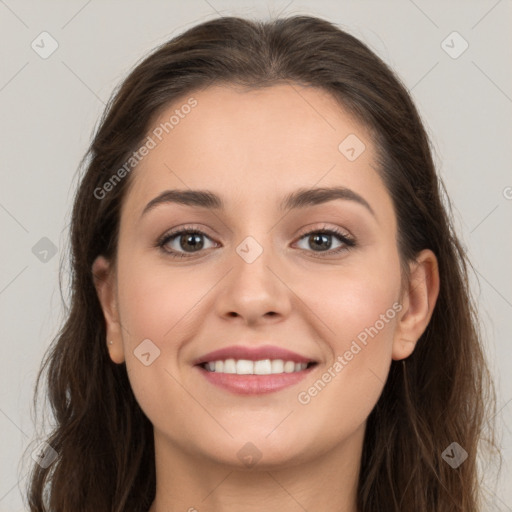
[{"x1": 213, "y1": 237, "x2": 292, "y2": 326}]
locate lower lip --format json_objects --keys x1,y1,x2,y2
[{"x1": 196, "y1": 364, "x2": 316, "y2": 395}]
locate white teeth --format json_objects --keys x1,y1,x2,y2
[
  {"x1": 254, "y1": 359, "x2": 272, "y2": 374},
  {"x1": 203, "y1": 358, "x2": 309, "y2": 375},
  {"x1": 284, "y1": 361, "x2": 295, "y2": 373},
  {"x1": 271, "y1": 359, "x2": 284, "y2": 373},
  {"x1": 223, "y1": 358, "x2": 236, "y2": 373},
  {"x1": 236, "y1": 359, "x2": 253, "y2": 374}
]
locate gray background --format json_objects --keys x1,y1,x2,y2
[{"x1": 0, "y1": 0, "x2": 511, "y2": 510}]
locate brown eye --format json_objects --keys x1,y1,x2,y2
[
  {"x1": 157, "y1": 228, "x2": 217, "y2": 258},
  {"x1": 295, "y1": 227, "x2": 355, "y2": 256}
]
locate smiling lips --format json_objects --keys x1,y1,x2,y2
[{"x1": 193, "y1": 344, "x2": 318, "y2": 395}]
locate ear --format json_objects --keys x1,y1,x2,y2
[
  {"x1": 92, "y1": 255, "x2": 125, "y2": 364},
  {"x1": 392, "y1": 249, "x2": 440, "y2": 360}
]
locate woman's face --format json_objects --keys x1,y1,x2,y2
[{"x1": 93, "y1": 83, "x2": 436, "y2": 469}]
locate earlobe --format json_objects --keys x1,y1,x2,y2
[
  {"x1": 92, "y1": 255, "x2": 125, "y2": 364},
  {"x1": 392, "y1": 249, "x2": 440, "y2": 361}
]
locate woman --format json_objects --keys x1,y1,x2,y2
[{"x1": 25, "y1": 14, "x2": 500, "y2": 511}]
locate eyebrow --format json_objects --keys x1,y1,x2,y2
[{"x1": 140, "y1": 186, "x2": 376, "y2": 219}]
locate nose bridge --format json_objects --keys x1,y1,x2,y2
[
  {"x1": 227, "y1": 199, "x2": 277, "y2": 267},
  {"x1": 232, "y1": 231, "x2": 278, "y2": 294}
]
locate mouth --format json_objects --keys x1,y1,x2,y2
[
  {"x1": 194, "y1": 358, "x2": 318, "y2": 395},
  {"x1": 192, "y1": 344, "x2": 319, "y2": 394}
]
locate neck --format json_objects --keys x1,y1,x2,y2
[{"x1": 148, "y1": 423, "x2": 365, "y2": 512}]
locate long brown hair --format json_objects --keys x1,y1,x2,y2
[{"x1": 23, "y1": 15, "x2": 500, "y2": 511}]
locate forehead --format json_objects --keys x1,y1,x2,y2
[{"x1": 120, "y1": 83, "x2": 389, "y2": 220}]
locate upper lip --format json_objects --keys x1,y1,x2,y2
[{"x1": 192, "y1": 345, "x2": 317, "y2": 365}]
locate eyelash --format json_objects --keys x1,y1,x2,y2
[{"x1": 155, "y1": 224, "x2": 356, "y2": 260}]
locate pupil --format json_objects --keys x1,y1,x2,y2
[
  {"x1": 311, "y1": 233, "x2": 330, "y2": 251},
  {"x1": 182, "y1": 233, "x2": 203, "y2": 251}
]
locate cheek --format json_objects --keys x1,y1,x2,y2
[
  {"x1": 297, "y1": 245, "x2": 402, "y2": 352},
  {"x1": 116, "y1": 254, "x2": 205, "y2": 343}
]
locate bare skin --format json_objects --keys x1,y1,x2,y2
[{"x1": 93, "y1": 83, "x2": 439, "y2": 512}]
